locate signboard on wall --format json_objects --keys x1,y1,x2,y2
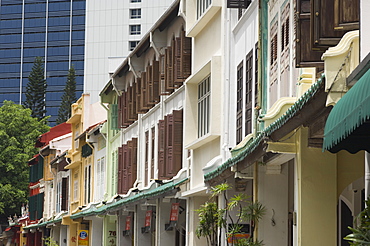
[
  {"x1": 170, "y1": 203, "x2": 180, "y2": 222},
  {"x1": 78, "y1": 230, "x2": 89, "y2": 246},
  {"x1": 144, "y1": 210, "x2": 152, "y2": 227},
  {"x1": 125, "y1": 216, "x2": 131, "y2": 231}
]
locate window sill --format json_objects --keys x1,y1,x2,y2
[
  {"x1": 232, "y1": 0, "x2": 258, "y2": 34},
  {"x1": 65, "y1": 160, "x2": 82, "y2": 170},
  {"x1": 185, "y1": 133, "x2": 220, "y2": 150}
]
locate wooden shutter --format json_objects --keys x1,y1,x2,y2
[
  {"x1": 61, "y1": 177, "x2": 68, "y2": 211},
  {"x1": 140, "y1": 71, "x2": 151, "y2": 110},
  {"x1": 147, "y1": 62, "x2": 160, "y2": 106},
  {"x1": 180, "y1": 30, "x2": 192, "y2": 79},
  {"x1": 36, "y1": 193, "x2": 44, "y2": 220},
  {"x1": 334, "y1": 0, "x2": 359, "y2": 31},
  {"x1": 166, "y1": 42, "x2": 174, "y2": 91},
  {"x1": 29, "y1": 195, "x2": 36, "y2": 220},
  {"x1": 136, "y1": 78, "x2": 145, "y2": 114},
  {"x1": 145, "y1": 131, "x2": 149, "y2": 186},
  {"x1": 141, "y1": 71, "x2": 147, "y2": 109},
  {"x1": 158, "y1": 119, "x2": 166, "y2": 179},
  {"x1": 147, "y1": 65, "x2": 155, "y2": 107},
  {"x1": 174, "y1": 37, "x2": 183, "y2": 84},
  {"x1": 255, "y1": 43, "x2": 258, "y2": 107},
  {"x1": 227, "y1": 0, "x2": 251, "y2": 8},
  {"x1": 118, "y1": 94, "x2": 123, "y2": 128},
  {"x1": 171, "y1": 110, "x2": 183, "y2": 176},
  {"x1": 123, "y1": 90, "x2": 129, "y2": 124},
  {"x1": 295, "y1": 0, "x2": 324, "y2": 69},
  {"x1": 128, "y1": 86, "x2": 137, "y2": 122},
  {"x1": 159, "y1": 53, "x2": 170, "y2": 95},
  {"x1": 236, "y1": 62, "x2": 243, "y2": 144},
  {"x1": 151, "y1": 127, "x2": 155, "y2": 181},
  {"x1": 121, "y1": 144, "x2": 129, "y2": 194},
  {"x1": 245, "y1": 51, "x2": 253, "y2": 135},
  {"x1": 129, "y1": 138, "x2": 138, "y2": 191},
  {"x1": 152, "y1": 60, "x2": 160, "y2": 103},
  {"x1": 118, "y1": 146, "x2": 123, "y2": 194},
  {"x1": 311, "y1": 0, "x2": 346, "y2": 48},
  {"x1": 110, "y1": 104, "x2": 119, "y2": 130},
  {"x1": 270, "y1": 33, "x2": 277, "y2": 65}
]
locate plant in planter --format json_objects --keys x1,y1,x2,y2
[
  {"x1": 344, "y1": 199, "x2": 370, "y2": 245},
  {"x1": 43, "y1": 237, "x2": 59, "y2": 246},
  {"x1": 195, "y1": 183, "x2": 265, "y2": 246}
]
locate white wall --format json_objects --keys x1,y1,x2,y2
[
  {"x1": 226, "y1": 2, "x2": 258, "y2": 147},
  {"x1": 361, "y1": 0, "x2": 370, "y2": 60},
  {"x1": 84, "y1": 0, "x2": 175, "y2": 103},
  {"x1": 258, "y1": 161, "x2": 293, "y2": 246}
]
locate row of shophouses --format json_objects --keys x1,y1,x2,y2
[{"x1": 4, "y1": 0, "x2": 370, "y2": 245}]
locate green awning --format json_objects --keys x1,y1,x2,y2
[
  {"x1": 323, "y1": 68, "x2": 370, "y2": 153},
  {"x1": 205, "y1": 75, "x2": 325, "y2": 182},
  {"x1": 69, "y1": 178, "x2": 188, "y2": 219}
]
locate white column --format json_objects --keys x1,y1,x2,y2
[{"x1": 365, "y1": 152, "x2": 370, "y2": 201}]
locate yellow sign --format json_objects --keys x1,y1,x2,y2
[{"x1": 78, "y1": 230, "x2": 89, "y2": 246}]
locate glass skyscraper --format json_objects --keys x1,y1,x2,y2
[{"x1": 0, "y1": 0, "x2": 85, "y2": 125}]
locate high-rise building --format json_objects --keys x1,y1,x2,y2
[
  {"x1": 0, "y1": 0, "x2": 174, "y2": 125},
  {"x1": 0, "y1": 0, "x2": 85, "y2": 125}
]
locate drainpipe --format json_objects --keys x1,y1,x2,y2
[
  {"x1": 365, "y1": 152, "x2": 370, "y2": 201},
  {"x1": 222, "y1": 3, "x2": 231, "y2": 161}
]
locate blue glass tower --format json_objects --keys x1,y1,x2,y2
[{"x1": 0, "y1": 0, "x2": 85, "y2": 125}]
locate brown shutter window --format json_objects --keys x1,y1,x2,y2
[
  {"x1": 118, "y1": 94, "x2": 123, "y2": 128},
  {"x1": 165, "y1": 110, "x2": 183, "y2": 178},
  {"x1": 295, "y1": 0, "x2": 324, "y2": 69},
  {"x1": 148, "y1": 62, "x2": 160, "y2": 105},
  {"x1": 128, "y1": 86, "x2": 137, "y2": 122},
  {"x1": 181, "y1": 30, "x2": 192, "y2": 79},
  {"x1": 130, "y1": 138, "x2": 138, "y2": 191},
  {"x1": 311, "y1": 0, "x2": 345, "y2": 48},
  {"x1": 118, "y1": 146, "x2": 124, "y2": 194},
  {"x1": 334, "y1": 0, "x2": 359, "y2": 31},
  {"x1": 144, "y1": 131, "x2": 149, "y2": 187},
  {"x1": 171, "y1": 110, "x2": 183, "y2": 177},
  {"x1": 151, "y1": 127, "x2": 155, "y2": 181},
  {"x1": 158, "y1": 120, "x2": 166, "y2": 179},
  {"x1": 61, "y1": 177, "x2": 68, "y2": 211},
  {"x1": 245, "y1": 51, "x2": 253, "y2": 135},
  {"x1": 174, "y1": 37, "x2": 183, "y2": 85},
  {"x1": 236, "y1": 62, "x2": 243, "y2": 144},
  {"x1": 166, "y1": 41, "x2": 174, "y2": 91},
  {"x1": 160, "y1": 53, "x2": 170, "y2": 95},
  {"x1": 152, "y1": 60, "x2": 160, "y2": 103},
  {"x1": 135, "y1": 78, "x2": 142, "y2": 114},
  {"x1": 140, "y1": 72, "x2": 150, "y2": 111}
]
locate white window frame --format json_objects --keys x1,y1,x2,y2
[
  {"x1": 130, "y1": 25, "x2": 141, "y2": 35},
  {"x1": 74, "y1": 180, "x2": 78, "y2": 201},
  {"x1": 56, "y1": 180, "x2": 62, "y2": 213},
  {"x1": 197, "y1": 0, "x2": 212, "y2": 18},
  {"x1": 84, "y1": 161, "x2": 92, "y2": 204},
  {"x1": 198, "y1": 76, "x2": 211, "y2": 137},
  {"x1": 129, "y1": 41, "x2": 139, "y2": 51},
  {"x1": 130, "y1": 8, "x2": 141, "y2": 19}
]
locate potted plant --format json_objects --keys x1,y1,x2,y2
[{"x1": 195, "y1": 183, "x2": 265, "y2": 246}]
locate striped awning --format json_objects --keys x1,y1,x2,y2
[{"x1": 323, "y1": 68, "x2": 370, "y2": 153}]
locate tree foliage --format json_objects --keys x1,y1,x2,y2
[
  {"x1": 24, "y1": 56, "x2": 47, "y2": 121},
  {"x1": 0, "y1": 101, "x2": 49, "y2": 224},
  {"x1": 56, "y1": 65, "x2": 77, "y2": 124}
]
